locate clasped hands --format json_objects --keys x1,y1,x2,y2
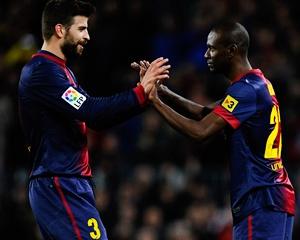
[{"x1": 131, "y1": 57, "x2": 170, "y2": 102}]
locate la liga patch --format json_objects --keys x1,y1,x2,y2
[
  {"x1": 221, "y1": 95, "x2": 239, "y2": 112},
  {"x1": 61, "y1": 86, "x2": 86, "y2": 110}
]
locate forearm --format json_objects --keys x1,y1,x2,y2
[
  {"x1": 159, "y1": 86, "x2": 215, "y2": 120},
  {"x1": 86, "y1": 105, "x2": 145, "y2": 130},
  {"x1": 152, "y1": 97, "x2": 208, "y2": 140},
  {"x1": 83, "y1": 88, "x2": 145, "y2": 130}
]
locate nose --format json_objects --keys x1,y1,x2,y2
[
  {"x1": 84, "y1": 30, "x2": 90, "y2": 41},
  {"x1": 204, "y1": 49, "x2": 209, "y2": 59}
]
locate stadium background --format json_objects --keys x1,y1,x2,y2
[{"x1": 0, "y1": 0, "x2": 300, "y2": 239}]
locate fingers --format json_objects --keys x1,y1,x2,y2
[
  {"x1": 132, "y1": 58, "x2": 170, "y2": 95},
  {"x1": 139, "y1": 60, "x2": 148, "y2": 70},
  {"x1": 143, "y1": 57, "x2": 171, "y2": 81},
  {"x1": 144, "y1": 60, "x2": 150, "y2": 68},
  {"x1": 157, "y1": 83, "x2": 167, "y2": 90},
  {"x1": 131, "y1": 60, "x2": 150, "y2": 82},
  {"x1": 161, "y1": 65, "x2": 171, "y2": 73},
  {"x1": 156, "y1": 74, "x2": 169, "y2": 80},
  {"x1": 130, "y1": 62, "x2": 140, "y2": 70},
  {"x1": 131, "y1": 60, "x2": 150, "y2": 70},
  {"x1": 146, "y1": 62, "x2": 170, "y2": 81},
  {"x1": 148, "y1": 57, "x2": 170, "y2": 71},
  {"x1": 150, "y1": 57, "x2": 165, "y2": 65},
  {"x1": 131, "y1": 58, "x2": 168, "y2": 71}
]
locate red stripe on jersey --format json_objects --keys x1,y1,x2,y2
[
  {"x1": 53, "y1": 177, "x2": 83, "y2": 240},
  {"x1": 213, "y1": 105, "x2": 240, "y2": 129},
  {"x1": 32, "y1": 52, "x2": 77, "y2": 87},
  {"x1": 271, "y1": 95, "x2": 279, "y2": 105},
  {"x1": 64, "y1": 68, "x2": 77, "y2": 86},
  {"x1": 80, "y1": 146, "x2": 91, "y2": 176},
  {"x1": 78, "y1": 122, "x2": 91, "y2": 176},
  {"x1": 252, "y1": 71, "x2": 280, "y2": 106},
  {"x1": 248, "y1": 215, "x2": 253, "y2": 240},
  {"x1": 231, "y1": 69, "x2": 262, "y2": 83},
  {"x1": 80, "y1": 122, "x2": 87, "y2": 134},
  {"x1": 133, "y1": 84, "x2": 147, "y2": 107},
  {"x1": 32, "y1": 53, "x2": 66, "y2": 67},
  {"x1": 279, "y1": 184, "x2": 296, "y2": 215}
]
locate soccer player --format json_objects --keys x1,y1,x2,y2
[
  {"x1": 138, "y1": 21, "x2": 296, "y2": 239},
  {"x1": 18, "y1": 0, "x2": 170, "y2": 239}
]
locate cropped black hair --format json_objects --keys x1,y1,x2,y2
[
  {"x1": 211, "y1": 20, "x2": 250, "y2": 56},
  {"x1": 42, "y1": 0, "x2": 96, "y2": 40}
]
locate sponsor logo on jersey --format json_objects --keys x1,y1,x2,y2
[
  {"x1": 61, "y1": 87, "x2": 86, "y2": 110},
  {"x1": 221, "y1": 95, "x2": 239, "y2": 112},
  {"x1": 270, "y1": 161, "x2": 284, "y2": 172}
]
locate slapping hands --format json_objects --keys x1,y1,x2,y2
[{"x1": 131, "y1": 57, "x2": 170, "y2": 98}]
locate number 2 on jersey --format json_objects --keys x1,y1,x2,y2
[
  {"x1": 264, "y1": 105, "x2": 282, "y2": 159},
  {"x1": 88, "y1": 218, "x2": 101, "y2": 239}
]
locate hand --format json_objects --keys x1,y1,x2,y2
[
  {"x1": 132, "y1": 57, "x2": 170, "y2": 95},
  {"x1": 131, "y1": 60, "x2": 169, "y2": 97},
  {"x1": 157, "y1": 83, "x2": 169, "y2": 97},
  {"x1": 148, "y1": 83, "x2": 159, "y2": 102},
  {"x1": 131, "y1": 60, "x2": 150, "y2": 82}
]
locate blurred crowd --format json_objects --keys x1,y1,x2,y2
[{"x1": 1, "y1": 0, "x2": 300, "y2": 239}]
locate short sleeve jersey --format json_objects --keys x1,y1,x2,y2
[
  {"x1": 213, "y1": 69, "x2": 295, "y2": 223},
  {"x1": 19, "y1": 50, "x2": 146, "y2": 178}
]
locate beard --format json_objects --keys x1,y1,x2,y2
[
  {"x1": 61, "y1": 34, "x2": 85, "y2": 61},
  {"x1": 61, "y1": 41, "x2": 79, "y2": 60}
]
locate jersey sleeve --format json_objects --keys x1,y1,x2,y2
[
  {"x1": 26, "y1": 61, "x2": 146, "y2": 130},
  {"x1": 213, "y1": 81, "x2": 257, "y2": 129}
]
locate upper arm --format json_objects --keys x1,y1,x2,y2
[
  {"x1": 213, "y1": 82, "x2": 256, "y2": 129},
  {"x1": 27, "y1": 63, "x2": 89, "y2": 119}
]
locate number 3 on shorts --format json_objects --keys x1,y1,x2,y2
[{"x1": 88, "y1": 218, "x2": 101, "y2": 239}]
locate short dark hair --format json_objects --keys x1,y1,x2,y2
[
  {"x1": 42, "y1": 0, "x2": 96, "y2": 41},
  {"x1": 211, "y1": 20, "x2": 250, "y2": 56}
]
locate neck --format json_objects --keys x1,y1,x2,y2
[
  {"x1": 41, "y1": 40, "x2": 66, "y2": 61},
  {"x1": 228, "y1": 58, "x2": 252, "y2": 82}
]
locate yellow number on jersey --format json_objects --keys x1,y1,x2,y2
[
  {"x1": 267, "y1": 82, "x2": 275, "y2": 96},
  {"x1": 264, "y1": 105, "x2": 282, "y2": 159},
  {"x1": 88, "y1": 218, "x2": 101, "y2": 239}
]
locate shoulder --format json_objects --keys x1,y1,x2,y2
[
  {"x1": 31, "y1": 56, "x2": 64, "y2": 73},
  {"x1": 228, "y1": 78, "x2": 257, "y2": 100},
  {"x1": 22, "y1": 56, "x2": 66, "y2": 86}
]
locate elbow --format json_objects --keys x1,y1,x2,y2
[
  {"x1": 176, "y1": 123, "x2": 208, "y2": 142},
  {"x1": 189, "y1": 130, "x2": 206, "y2": 142}
]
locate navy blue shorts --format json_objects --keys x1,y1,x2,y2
[
  {"x1": 233, "y1": 207, "x2": 294, "y2": 240},
  {"x1": 29, "y1": 176, "x2": 108, "y2": 240}
]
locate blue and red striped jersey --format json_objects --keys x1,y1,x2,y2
[
  {"x1": 19, "y1": 50, "x2": 146, "y2": 178},
  {"x1": 213, "y1": 69, "x2": 295, "y2": 223}
]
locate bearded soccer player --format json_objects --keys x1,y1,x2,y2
[
  {"x1": 18, "y1": 0, "x2": 170, "y2": 239},
  {"x1": 141, "y1": 21, "x2": 295, "y2": 239}
]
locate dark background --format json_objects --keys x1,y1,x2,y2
[{"x1": 0, "y1": 0, "x2": 300, "y2": 239}]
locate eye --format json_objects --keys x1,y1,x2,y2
[
  {"x1": 78, "y1": 26, "x2": 87, "y2": 31},
  {"x1": 207, "y1": 47, "x2": 214, "y2": 53}
]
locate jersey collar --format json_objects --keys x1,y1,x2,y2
[
  {"x1": 32, "y1": 50, "x2": 66, "y2": 67},
  {"x1": 231, "y1": 69, "x2": 263, "y2": 83}
]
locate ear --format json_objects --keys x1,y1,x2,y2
[
  {"x1": 227, "y1": 44, "x2": 238, "y2": 59},
  {"x1": 54, "y1": 24, "x2": 65, "y2": 38}
]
